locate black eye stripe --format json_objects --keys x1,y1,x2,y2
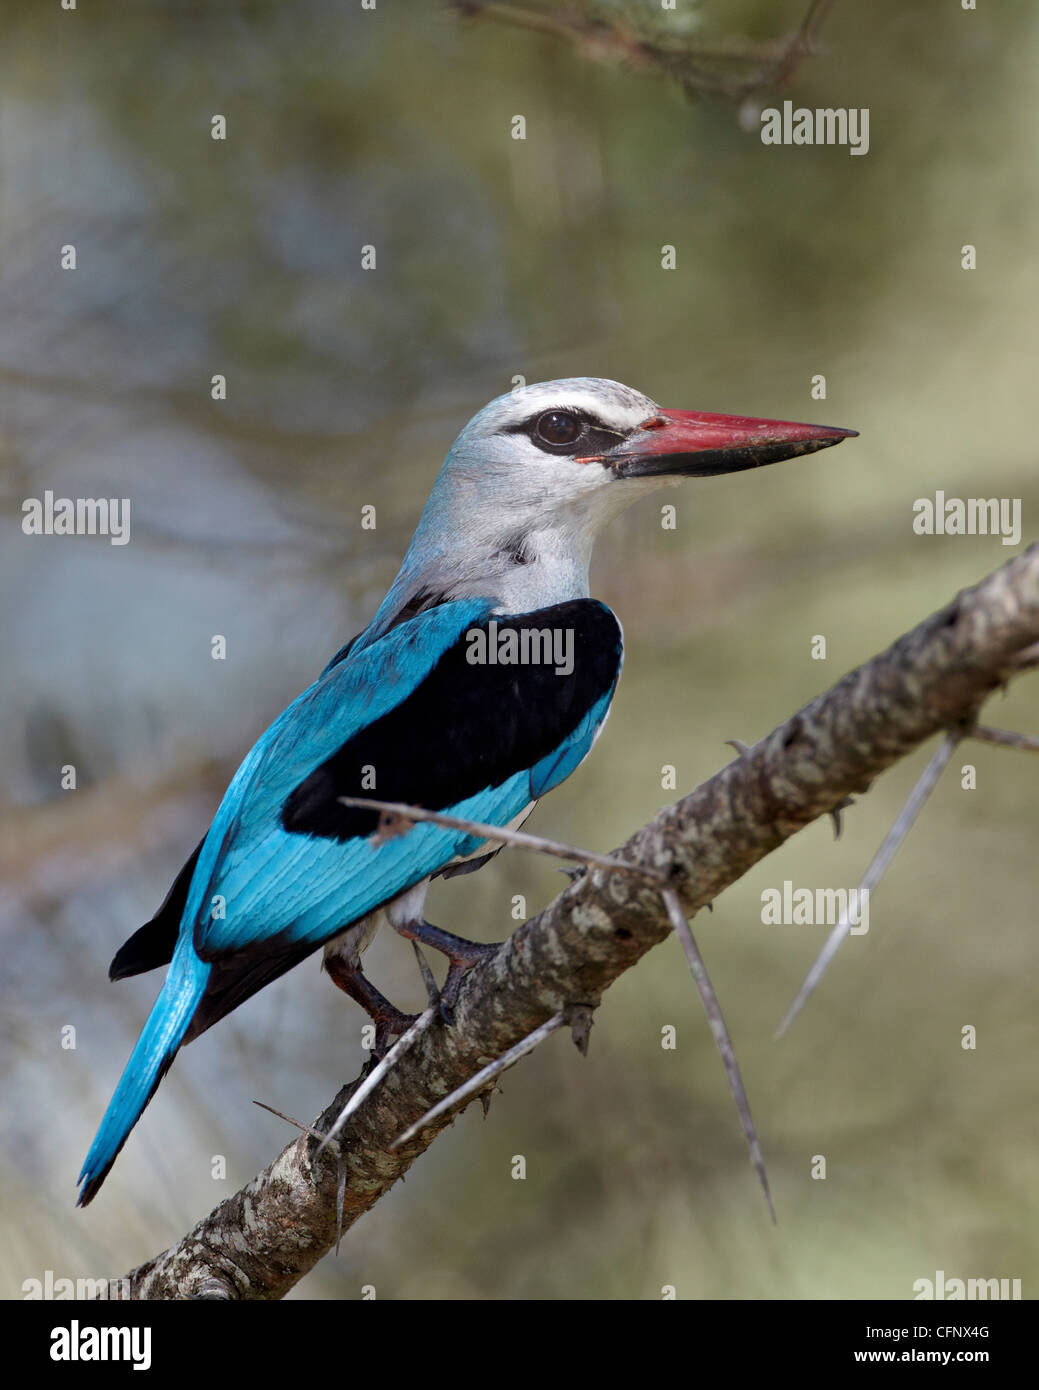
[{"x1": 502, "y1": 409, "x2": 630, "y2": 455}]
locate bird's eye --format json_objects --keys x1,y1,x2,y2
[{"x1": 535, "y1": 411, "x2": 583, "y2": 447}]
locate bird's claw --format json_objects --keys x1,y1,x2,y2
[
  {"x1": 397, "y1": 920, "x2": 501, "y2": 1027},
  {"x1": 371, "y1": 1007, "x2": 422, "y2": 1062},
  {"x1": 436, "y1": 942, "x2": 502, "y2": 1025},
  {"x1": 324, "y1": 953, "x2": 420, "y2": 1059}
]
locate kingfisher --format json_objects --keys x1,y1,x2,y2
[{"x1": 77, "y1": 377, "x2": 855, "y2": 1205}]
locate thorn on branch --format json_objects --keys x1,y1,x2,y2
[
  {"x1": 777, "y1": 730, "x2": 961, "y2": 1038},
  {"x1": 828, "y1": 795, "x2": 856, "y2": 840},
  {"x1": 563, "y1": 1001, "x2": 597, "y2": 1056},
  {"x1": 252, "y1": 1100, "x2": 328, "y2": 1144},
  {"x1": 480, "y1": 1085, "x2": 498, "y2": 1118},
  {"x1": 661, "y1": 888, "x2": 775, "y2": 1223}
]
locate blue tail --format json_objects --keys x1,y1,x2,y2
[{"x1": 77, "y1": 933, "x2": 211, "y2": 1206}]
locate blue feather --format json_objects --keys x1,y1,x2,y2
[
  {"x1": 77, "y1": 932, "x2": 210, "y2": 1205},
  {"x1": 530, "y1": 688, "x2": 616, "y2": 797}
]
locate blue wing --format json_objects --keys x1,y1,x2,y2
[{"x1": 189, "y1": 598, "x2": 501, "y2": 955}]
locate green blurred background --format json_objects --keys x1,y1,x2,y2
[{"x1": 2, "y1": 0, "x2": 1037, "y2": 1299}]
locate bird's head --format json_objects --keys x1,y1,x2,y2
[
  {"x1": 433, "y1": 376, "x2": 855, "y2": 526},
  {"x1": 372, "y1": 377, "x2": 856, "y2": 629}
]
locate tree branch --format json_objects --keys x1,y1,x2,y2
[
  {"x1": 450, "y1": 0, "x2": 841, "y2": 102},
  {"x1": 104, "y1": 544, "x2": 1039, "y2": 1299}
]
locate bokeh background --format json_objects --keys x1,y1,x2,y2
[{"x1": 2, "y1": 0, "x2": 1037, "y2": 1300}]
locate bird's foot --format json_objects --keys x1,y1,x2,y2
[
  {"x1": 394, "y1": 920, "x2": 501, "y2": 1025},
  {"x1": 370, "y1": 1010, "x2": 422, "y2": 1063},
  {"x1": 324, "y1": 955, "x2": 420, "y2": 1060}
]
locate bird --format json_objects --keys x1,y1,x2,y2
[{"x1": 77, "y1": 376, "x2": 856, "y2": 1205}]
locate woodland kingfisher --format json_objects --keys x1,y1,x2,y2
[{"x1": 77, "y1": 376, "x2": 855, "y2": 1204}]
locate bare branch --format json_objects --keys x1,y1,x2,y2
[
  {"x1": 661, "y1": 888, "x2": 774, "y2": 1223},
  {"x1": 105, "y1": 545, "x2": 1038, "y2": 1299},
  {"x1": 450, "y1": 0, "x2": 842, "y2": 102},
  {"x1": 335, "y1": 796, "x2": 667, "y2": 883},
  {"x1": 969, "y1": 725, "x2": 1039, "y2": 754}
]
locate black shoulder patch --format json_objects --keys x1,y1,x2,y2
[
  {"x1": 109, "y1": 838, "x2": 205, "y2": 980},
  {"x1": 281, "y1": 599, "x2": 622, "y2": 843}
]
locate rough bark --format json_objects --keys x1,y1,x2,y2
[{"x1": 105, "y1": 544, "x2": 1039, "y2": 1299}]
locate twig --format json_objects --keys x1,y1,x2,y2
[
  {"x1": 802, "y1": 0, "x2": 836, "y2": 49},
  {"x1": 252, "y1": 1101, "x2": 326, "y2": 1144},
  {"x1": 776, "y1": 731, "x2": 960, "y2": 1038},
  {"x1": 766, "y1": 0, "x2": 835, "y2": 91},
  {"x1": 450, "y1": 0, "x2": 841, "y2": 102},
  {"x1": 969, "y1": 725, "x2": 1039, "y2": 754},
  {"x1": 337, "y1": 796, "x2": 667, "y2": 883},
  {"x1": 661, "y1": 888, "x2": 775, "y2": 1222}
]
